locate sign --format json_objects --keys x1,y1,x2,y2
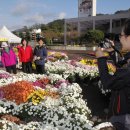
[{"x1": 78, "y1": 0, "x2": 92, "y2": 17}]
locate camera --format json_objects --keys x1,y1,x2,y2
[
  {"x1": 98, "y1": 38, "x2": 112, "y2": 49},
  {"x1": 92, "y1": 39, "x2": 112, "y2": 51}
]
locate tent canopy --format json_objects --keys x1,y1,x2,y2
[
  {"x1": 0, "y1": 38, "x2": 8, "y2": 42},
  {"x1": 0, "y1": 34, "x2": 8, "y2": 42},
  {"x1": 0, "y1": 26, "x2": 21, "y2": 43}
]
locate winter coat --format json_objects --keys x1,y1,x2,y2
[
  {"x1": 1, "y1": 48, "x2": 17, "y2": 67},
  {"x1": 34, "y1": 45, "x2": 47, "y2": 65},
  {"x1": 97, "y1": 52, "x2": 130, "y2": 116},
  {"x1": 18, "y1": 45, "x2": 33, "y2": 63}
]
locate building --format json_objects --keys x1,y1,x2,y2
[
  {"x1": 64, "y1": 0, "x2": 130, "y2": 45},
  {"x1": 78, "y1": 0, "x2": 96, "y2": 17}
]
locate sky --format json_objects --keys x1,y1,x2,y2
[{"x1": 0, "y1": 0, "x2": 130, "y2": 31}]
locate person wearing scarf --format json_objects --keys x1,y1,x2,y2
[{"x1": 1, "y1": 42, "x2": 17, "y2": 74}]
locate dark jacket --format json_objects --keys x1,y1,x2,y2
[
  {"x1": 34, "y1": 45, "x2": 47, "y2": 65},
  {"x1": 108, "y1": 50, "x2": 128, "y2": 68},
  {"x1": 97, "y1": 52, "x2": 130, "y2": 116}
]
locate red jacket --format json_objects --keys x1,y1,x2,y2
[{"x1": 18, "y1": 45, "x2": 33, "y2": 62}]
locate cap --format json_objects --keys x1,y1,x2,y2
[{"x1": 1, "y1": 42, "x2": 8, "y2": 48}]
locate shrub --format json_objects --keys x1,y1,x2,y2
[{"x1": 84, "y1": 29, "x2": 104, "y2": 45}]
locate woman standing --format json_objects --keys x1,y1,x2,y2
[
  {"x1": 18, "y1": 38, "x2": 33, "y2": 73},
  {"x1": 1, "y1": 42, "x2": 17, "y2": 74},
  {"x1": 96, "y1": 19, "x2": 130, "y2": 130},
  {"x1": 33, "y1": 37, "x2": 47, "y2": 74}
]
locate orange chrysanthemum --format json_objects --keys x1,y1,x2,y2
[{"x1": 1, "y1": 81, "x2": 35, "y2": 104}]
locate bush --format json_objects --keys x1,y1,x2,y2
[
  {"x1": 45, "y1": 38, "x2": 52, "y2": 45},
  {"x1": 84, "y1": 29, "x2": 104, "y2": 45}
]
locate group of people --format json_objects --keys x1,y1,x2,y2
[{"x1": 0, "y1": 37, "x2": 47, "y2": 74}]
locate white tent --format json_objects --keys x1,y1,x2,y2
[
  {"x1": 0, "y1": 33, "x2": 8, "y2": 42},
  {"x1": 0, "y1": 26, "x2": 21, "y2": 43}
]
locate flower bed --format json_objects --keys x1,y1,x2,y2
[
  {"x1": 0, "y1": 70, "x2": 96, "y2": 129},
  {"x1": 48, "y1": 51, "x2": 68, "y2": 62},
  {"x1": 0, "y1": 46, "x2": 117, "y2": 129},
  {"x1": 45, "y1": 60, "x2": 99, "y2": 83},
  {"x1": 45, "y1": 59, "x2": 116, "y2": 95}
]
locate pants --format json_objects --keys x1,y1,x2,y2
[
  {"x1": 6, "y1": 65, "x2": 17, "y2": 74},
  {"x1": 36, "y1": 65, "x2": 45, "y2": 74},
  {"x1": 22, "y1": 62, "x2": 32, "y2": 73},
  {"x1": 109, "y1": 114, "x2": 130, "y2": 130}
]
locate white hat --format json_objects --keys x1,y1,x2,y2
[{"x1": 1, "y1": 42, "x2": 8, "y2": 47}]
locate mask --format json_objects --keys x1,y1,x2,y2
[{"x1": 5, "y1": 47, "x2": 9, "y2": 53}]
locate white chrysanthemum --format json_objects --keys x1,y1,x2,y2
[{"x1": 94, "y1": 122, "x2": 113, "y2": 129}]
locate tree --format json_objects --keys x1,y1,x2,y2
[
  {"x1": 47, "y1": 19, "x2": 64, "y2": 33},
  {"x1": 26, "y1": 31, "x2": 31, "y2": 41},
  {"x1": 41, "y1": 24, "x2": 49, "y2": 31},
  {"x1": 84, "y1": 29, "x2": 104, "y2": 45},
  {"x1": 19, "y1": 32, "x2": 24, "y2": 39}
]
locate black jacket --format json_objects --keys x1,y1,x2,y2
[
  {"x1": 97, "y1": 52, "x2": 130, "y2": 116},
  {"x1": 109, "y1": 50, "x2": 130, "y2": 68}
]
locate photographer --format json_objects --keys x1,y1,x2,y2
[
  {"x1": 98, "y1": 34, "x2": 123, "y2": 68},
  {"x1": 95, "y1": 19, "x2": 130, "y2": 130}
]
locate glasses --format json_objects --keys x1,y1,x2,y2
[{"x1": 119, "y1": 34, "x2": 126, "y2": 38}]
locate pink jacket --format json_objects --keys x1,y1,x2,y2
[{"x1": 1, "y1": 49, "x2": 17, "y2": 67}]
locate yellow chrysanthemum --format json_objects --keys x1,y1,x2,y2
[
  {"x1": 80, "y1": 59, "x2": 86, "y2": 65},
  {"x1": 80, "y1": 58, "x2": 97, "y2": 66},
  {"x1": 107, "y1": 63, "x2": 116, "y2": 73}
]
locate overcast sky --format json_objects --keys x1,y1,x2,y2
[{"x1": 0, "y1": 0, "x2": 130, "y2": 31}]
